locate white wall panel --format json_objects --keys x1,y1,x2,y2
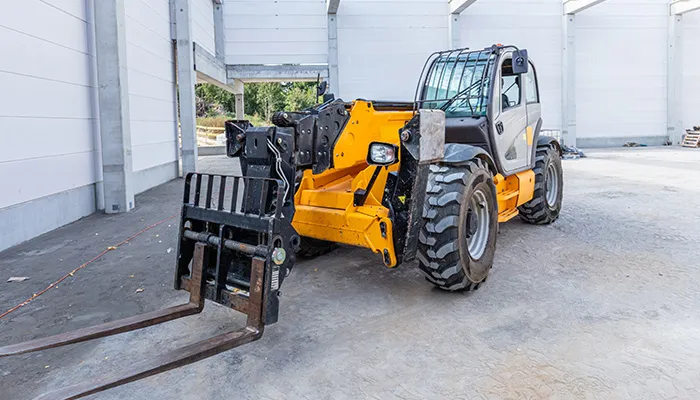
[
  {"x1": 576, "y1": 0, "x2": 668, "y2": 140},
  {"x1": 682, "y1": 11, "x2": 700, "y2": 130},
  {"x1": 460, "y1": 0, "x2": 563, "y2": 131},
  {"x1": 124, "y1": 0, "x2": 179, "y2": 174},
  {"x1": 0, "y1": 73, "x2": 93, "y2": 119},
  {"x1": 0, "y1": 26, "x2": 92, "y2": 87},
  {"x1": 337, "y1": 0, "x2": 448, "y2": 101},
  {"x1": 224, "y1": 0, "x2": 328, "y2": 65},
  {"x1": 192, "y1": 0, "x2": 216, "y2": 55},
  {"x1": 0, "y1": 0, "x2": 90, "y2": 54},
  {"x1": 0, "y1": 118, "x2": 95, "y2": 164},
  {"x1": 0, "y1": 152, "x2": 97, "y2": 210},
  {"x1": 0, "y1": 0, "x2": 97, "y2": 212},
  {"x1": 41, "y1": 0, "x2": 88, "y2": 21}
]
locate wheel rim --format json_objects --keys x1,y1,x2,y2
[
  {"x1": 466, "y1": 189, "x2": 490, "y2": 260},
  {"x1": 545, "y1": 163, "x2": 559, "y2": 208}
]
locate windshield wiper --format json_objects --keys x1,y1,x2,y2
[{"x1": 439, "y1": 78, "x2": 483, "y2": 114}]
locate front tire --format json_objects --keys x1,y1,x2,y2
[
  {"x1": 417, "y1": 160, "x2": 498, "y2": 292},
  {"x1": 518, "y1": 145, "x2": 563, "y2": 225}
]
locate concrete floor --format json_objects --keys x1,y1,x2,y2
[{"x1": 1, "y1": 147, "x2": 700, "y2": 400}]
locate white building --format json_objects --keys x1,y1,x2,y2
[{"x1": 1, "y1": 0, "x2": 698, "y2": 251}]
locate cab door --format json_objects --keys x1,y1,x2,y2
[
  {"x1": 523, "y1": 61, "x2": 541, "y2": 168},
  {"x1": 491, "y1": 52, "x2": 529, "y2": 174}
]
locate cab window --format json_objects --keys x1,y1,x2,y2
[
  {"x1": 500, "y1": 58, "x2": 521, "y2": 111},
  {"x1": 525, "y1": 61, "x2": 539, "y2": 103}
]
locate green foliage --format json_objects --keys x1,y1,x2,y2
[
  {"x1": 244, "y1": 113, "x2": 268, "y2": 127},
  {"x1": 196, "y1": 114, "x2": 270, "y2": 129},
  {"x1": 195, "y1": 81, "x2": 319, "y2": 125},
  {"x1": 195, "y1": 84, "x2": 234, "y2": 117},
  {"x1": 196, "y1": 116, "x2": 229, "y2": 128},
  {"x1": 247, "y1": 82, "x2": 284, "y2": 123},
  {"x1": 284, "y1": 82, "x2": 317, "y2": 111}
]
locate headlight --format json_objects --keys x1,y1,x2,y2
[{"x1": 367, "y1": 142, "x2": 398, "y2": 166}]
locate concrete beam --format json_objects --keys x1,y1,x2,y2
[
  {"x1": 232, "y1": 79, "x2": 244, "y2": 95},
  {"x1": 667, "y1": 14, "x2": 684, "y2": 144},
  {"x1": 213, "y1": 0, "x2": 225, "y2": 60},
  {"x1": 561, "y1": 14, "x2": 577, "y2": 147},
  {"x1": 175, "y1": 0, "x2": 198, "y2": 174},
  {"x1": 449, "y1": 0, "x2": 478, "y2": 14},
  {"x1": 227, "y1": 65, "x2": 329, "y2": 83},
  {"x1": 563, "y1": 0, "x2": 608, "y2": 14},
  {"x1": 194, "y1": 42, "x2": 228, "y2": 87},
  {"x1": 671, "y1": 0, "x2": 700, "y2": 14},
  {"x1": 327, "y1": 0, "x2": 340, "y2": 14},
  {"x1": 93, "y1": 0, "x2": 135, "y2": 213},
  {"x1": 328, "y1": 13, "x2": 340, "y2": 96}
]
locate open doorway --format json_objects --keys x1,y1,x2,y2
[{"x1": 195, "y1": 82, "x2": 319, "y2": 147}]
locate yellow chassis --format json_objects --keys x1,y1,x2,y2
[{"x1": 292, "y1": 101, "x2": 535, "y2": 267}]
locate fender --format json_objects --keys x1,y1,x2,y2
[
  {"x1": 536, "y1": 134, "x2": 562, "y2": 155},
  {"x1": 441, "y1": 143, "x2": 497, "y2": 174}
]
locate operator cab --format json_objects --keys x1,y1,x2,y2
[{"x1": 417, "y1": 45, "x2": 542, "y2": 175}]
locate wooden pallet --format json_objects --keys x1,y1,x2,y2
[{"x1": 682, "y1": 131, "x2": 700, "y2": 148}]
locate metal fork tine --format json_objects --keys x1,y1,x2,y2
[
  {"x1": 0, "y1": 304, "x2": 200, "y2": 358},
  {"x1": 0, "y1": 244, "x2": 208, "y2": 358},
  {"x1": 35, "y1": 327, "x2": 261, "y2": 400},
  {"x1": 34, "y1": 256, "x2": 266, "y2": 400}
]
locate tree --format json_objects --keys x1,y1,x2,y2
[
  {"x1": 196, "y1": 81, "x2": 320, "y2": 123},
  {"x1": 253, "y1": 82, "x2": 284, "y2": 122},
  {"x1": 195, "y1": 84, "x2": 234, "y2": 116},
  {"x1": 283, "y1": 82, "x2": 317, "y2": 111}
]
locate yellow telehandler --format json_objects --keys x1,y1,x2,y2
[{"x1": 0, "y1": 45, "x2": 563, "y2": 399}]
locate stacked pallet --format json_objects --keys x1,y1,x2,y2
[{"x1": 682, "y1": 128, "x2": 700, "y2": 148}]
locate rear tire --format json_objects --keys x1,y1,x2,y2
[
  {"x1": 518, "y1": 145, "x2": 563, "y2": 225},
  {"x1": 296, "y1": 237, "x2": 336, "y2": 258},
  {"x1": 417, "y1": 160, "x2": 498, "y2": 292}
]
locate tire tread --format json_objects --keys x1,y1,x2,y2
[{"x1": 417, "y1": 159, "x2": 494, "y2": 292}]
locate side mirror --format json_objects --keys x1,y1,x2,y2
[
  {"x1": 512, "y1": 49, "x2": 529, "y2": 74},
  {"x1": 317, "y1": 81, "x2": 328, "y2": 97}
]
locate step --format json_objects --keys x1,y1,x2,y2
[
  {"x1": 498, "y1": 207, "x2": 519, "y2": 223},
  {"x1": 499, "y1": 189, "x2": 519, "y2": 201}
]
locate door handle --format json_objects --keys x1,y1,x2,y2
[{"x1": 496, "y1": 121, "x2": 504, "y2": 135}]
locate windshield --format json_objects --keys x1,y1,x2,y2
[{"x1": 420, "y1": 51, "x2": 496, "y2": 118}]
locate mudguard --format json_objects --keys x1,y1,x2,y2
[
  {"x1": 537, "y1": 135, "x2": 562, "y2": 155},
  {"x1": 441, "y1": 143, "x2": 497, "y2": 174}
]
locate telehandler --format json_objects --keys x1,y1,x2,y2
[{"x1": 0, "y1": 45, "x2": 563, "y2": 399}]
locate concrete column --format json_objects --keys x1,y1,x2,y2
[
  {"x1": 93, "y1": 0, "x2": 134, "y2": 213},
  {"x1": 213, "y1": 0, "x2": 225, "y2": 61},
  {"x1": 235, "y1": 93, "x2": 245, "y2": 120},
  {"x1": 86, "y1": 0, "x2": 105, "y2": 211},
  {"x1": 561, "y1": 14, "x2": 577, "y2": 147},
  {"x1": 232, "y1": 79, "x2": 244, "y2": 119},
  {"x1": 667, "y1": 14, "x2": 684, "y2": 145},
  {"x1": 448, "y1": 13, "x2": 460, "y2": 49},
  {"x1": 175, "y1": 0, "x2": 198, "y2": 174},
  {"x1": 327, "y1": 13, "x2": 340, "y2": 96}
]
